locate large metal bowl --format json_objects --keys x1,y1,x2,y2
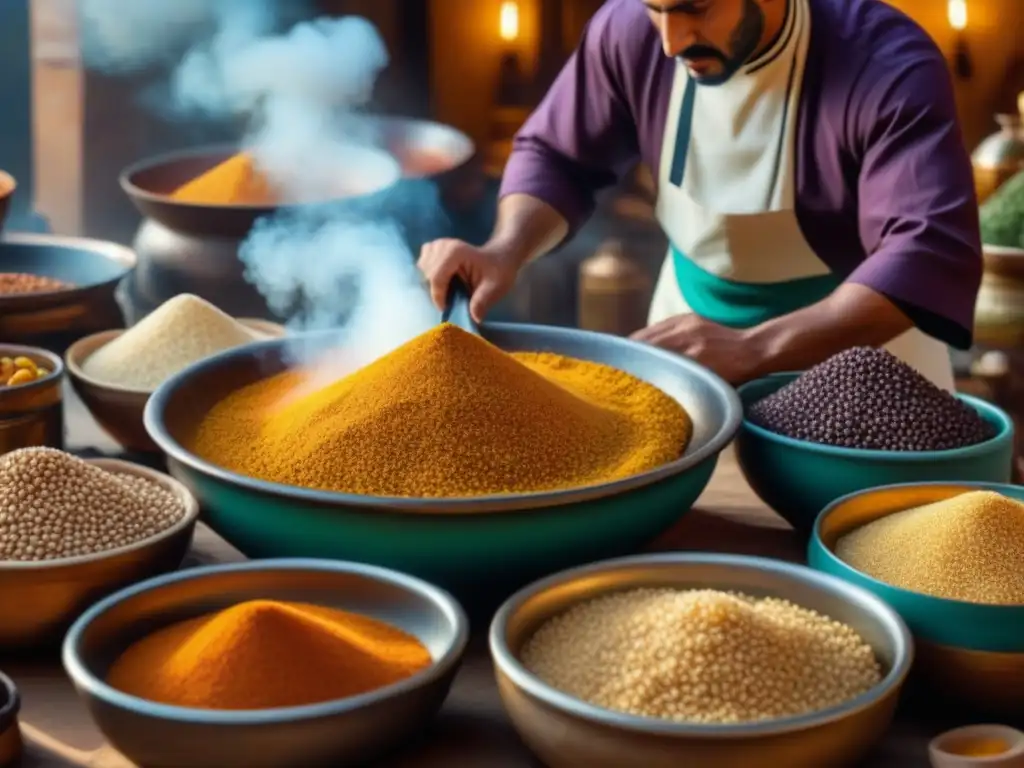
[
  {"x1": 489, "y1": 553, "x2": 913, "y2": 768},
  {"x1": 0, "y1": 233, "x2": 136, "y2": 349},
  {"x1": 810, "y1": 481, "x2": 1024, "y2": 717},
  {"x1": 143, "y1": 325, "x2": 742, "y2": 607},
  {"x1": 0, "y1": 458, "x2": 199, "y2": 649},
  {"x1": 62, "y1": 559, "x2": 469, "y2": 768}
]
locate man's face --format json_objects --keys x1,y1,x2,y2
[{"x1": 642, "y1": 0, "x2": 766, "y2": 86}]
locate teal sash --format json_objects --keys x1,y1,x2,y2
[{"x1": 672, "y1": 244, "x2": 840, "y2": 330}]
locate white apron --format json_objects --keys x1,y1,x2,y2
[{"x1": 647, "y1": 0, "x2": 954, "y2": 390}]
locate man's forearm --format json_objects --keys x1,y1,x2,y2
[
  {"x1": 743, "y1": 283, "x2": 915, "y2": 378},
  {"x1": 487, "y1": 194, "x2": 569, "y2": 268}
]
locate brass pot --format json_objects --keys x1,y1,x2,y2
[
  {"x1": 973, "y1": 113, "x2": 1024, "y2": 204},
  {"x1": 975, "y1": 245, "x2": 1024, "y2": 347}
]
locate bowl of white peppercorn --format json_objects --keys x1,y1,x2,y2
[
  {"x1": 0, "y1": 448, "x2": 200, "y2": 649},
  {"x1": 490, "y1": 553, "x2": 913, "y2": 768}
]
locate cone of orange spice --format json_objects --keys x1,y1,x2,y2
[{"x1": 106, "y1": 600, "x2": 432, "y2": 710}]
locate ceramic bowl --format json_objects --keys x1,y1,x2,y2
[
  {"x1": 809, "y1": 481, "x2": 1024, "y2": 716},
  {"x1": 0, "y1": 344, "x2": 64, "y2": 457},
  {"x1": 0, "y1": 233, "x2": 135, "y2": 349},
  {"x1": 930, "y1": 724, "x2": 1024, "y2": 768},
  {"x1": 490, "y1": 553, "x2": 913, "y2": 768},
  {"x1": 62, "y1": 559, "x2": 469, "y2": 768},
  {"x1": 142, "y1": 324, "x2": 742, "y2": 611},
  {"x1": 735, "y1": 373, "x2": 1015, "y2": 532},
  {"x1": 65, "y1": 320, "x2": 285, "y2": 453},
  {"x1": 0, "y1": 458, "x2": 199, "y2": 649}
]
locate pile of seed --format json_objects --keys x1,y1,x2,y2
[
  {"x1": 521, "y1": 588, "x2": 882, "y2": 725},
  {"x1": 82, "y1": 293, "x2": 262, "y2": 391},
  {"x1": 747, "y1": 347, "x2": 994, "y2": 451},
  {"x1": 0, "y1": 447, "x2": 186, "y2": 561},
  {"x1": 0, "y1": 272, "x2": 72, "y2": 295},
  {"x1": 836, "y1": 491, "x2": 1024, "y2": 604}
]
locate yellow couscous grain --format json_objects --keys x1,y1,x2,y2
[
  {"x1": 521, "y1": 588, "x2": 882, "y2": 725},
  {"x1": 835, "y1": 491, "x2": 1024, "y2": 604}
]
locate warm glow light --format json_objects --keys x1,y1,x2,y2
[
  {"x1": 500, "y1": 1, "x2": 520, "y2": 42},
  {"x1": 948, "y1": 0, "x2": 967, "y2": 31}
]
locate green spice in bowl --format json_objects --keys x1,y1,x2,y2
[
  {"x1": 735, "y1": 348, "x2": 1014, "y2": 531},
  {"x1": 809, "y1": 482, "x2": 1024, "y2": 717}
]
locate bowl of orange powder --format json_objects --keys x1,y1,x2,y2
[
  {"x1": 62, "y1": 558, "x2": 469, "y2": 768},
  {"x1": 143, "y1": 321, "x2": 742, "y2": 611}
]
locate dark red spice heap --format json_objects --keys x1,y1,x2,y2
[{"x1": 747, "y1": 347, "x2": 995, "y2": 452}]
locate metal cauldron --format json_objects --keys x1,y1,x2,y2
[
  {"x1": 119, "y1": 117, "x2": 480, "y2": 324},
  {"x1": 143, "y1": 324, "x2": 741, "y2": 612}
]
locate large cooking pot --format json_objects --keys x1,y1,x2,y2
[
  {"x1": 119, "y1": 117, "x2": 481, "y2": 324},
  {"x1": 143, "y1": 324, "x2": 741, "y2": 610}
]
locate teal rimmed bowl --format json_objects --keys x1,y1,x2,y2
[
  {"x1": 809, "y1": 481, "x2": 1024, "y2": 716},
  {"x1": 736, "y1": 373, "x2": 1014, "y2": 532},
  {"x1": 143, "y1": 324, "x2": 742, "y2": 612}
]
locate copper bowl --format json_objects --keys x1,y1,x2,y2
[
  {"x1": 0, "y1": 458, "x2": 200, "y2": 649},
  {"x1": 0, "y1": 344, "x2": 64, "y2": 457},
  {"x1": 0, "y1": 171, "x2": 15, "y2": 233},
  {"x1": 65, "y1": 320, "x2": 285, "y2": 452}
]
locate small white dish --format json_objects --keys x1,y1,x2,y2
[{"x1": 930, "y1": 724, "x2": 1024, "y2": 768}]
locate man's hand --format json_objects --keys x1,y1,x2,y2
[
  {"x1": 418, "y1": 240, "x2": 519, "y2": 323},
  {"x1": 631, "y1": 283, "x2": 917, "y2": 385},
  {"x1": 630, "y1": 314, "x2": 766, "y2": 384}
]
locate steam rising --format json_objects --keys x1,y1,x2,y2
[{"x1": 79, "y1": 0, "x2": 442, "y2": 381}]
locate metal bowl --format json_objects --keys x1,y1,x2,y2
[
  {"x1": 736, "y1": 373, "x2": 1015, "y2": 532},
  {"x1": 0, "y1": 458, "x2": 199, "y2": 649},
  {"x1": 143, "y1": 324, "x2": 741, "y2": 607},
  {"x1": 120, "y1": 144, "x2": 401, "y2": 240},
  {"x1": 62, "y1": 559, "x2": 469, "y2": 768},
  {"x1": 65, "y1": 320, "x2": 286, "y2": 453},
  {"x1": 0, "y1": 171, "x2": 15, "y2": 233},
  {"x1": 489, "y1": 553, "x2": 913, "y2": 768},
  {"x1": 0, "y1": 672, "x2": 21, "y2": 768},
  {"x1": 809, "y1": 481, "x2": 1024, "y2": 717},
  {"x1": 0, "y1": 344, "x2": 64, "y2": 457},
  {"x1": 0, "y1": 233, "x2": 136, "y2": 348}
]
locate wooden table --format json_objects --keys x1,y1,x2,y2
[{"x1": 13, "y1": 387, "x2": 962, "y2": 766}]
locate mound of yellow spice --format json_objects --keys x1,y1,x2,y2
[
  {"x1": 106, "y1": 600, "x2": 432, "y2": 710},
  {"x1": 190, "y1": 324, "x2": 692, "y2": 497},
  {"x1": 171, "y1": 153, "x2": 279, "y2": 206},
  {"x1": 835, "y1": 491, "x2": 1024, "y2": 604}
]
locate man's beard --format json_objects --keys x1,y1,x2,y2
[{"x1": 677, "y1": 0, "x2": 766, "y2": 86}]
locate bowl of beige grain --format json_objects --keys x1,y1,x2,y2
[
  {"x1": 810, "y1": 481, "x2": 1024, "y2": 719},
  {"x1": 490, "y1": 552, "x2": 913, "y2": 768},
  {"x1": 0, "y1": 448, "x2": 199, "y2": 649},
  {"x1": 66, "y1": 293, "x2": 284, "y2": 452}
]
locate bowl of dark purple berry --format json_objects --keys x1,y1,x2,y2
[{"x1": 735, "y1": 347, "x2": 1014, "y2": 532}]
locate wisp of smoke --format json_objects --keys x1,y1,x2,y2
[
  {"x1": 80, "y1": 0, "x2": 443, "y2": 388},
  {"x1": 78, "y1": 0, "x2": 216, "y2": 73},
  {"x1": 240, "y1": 205, "x2": 440, "y2": 394}
]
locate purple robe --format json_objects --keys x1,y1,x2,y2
[{"x1": 499, "y1": 0, "x2": 982, "y2": 349}]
